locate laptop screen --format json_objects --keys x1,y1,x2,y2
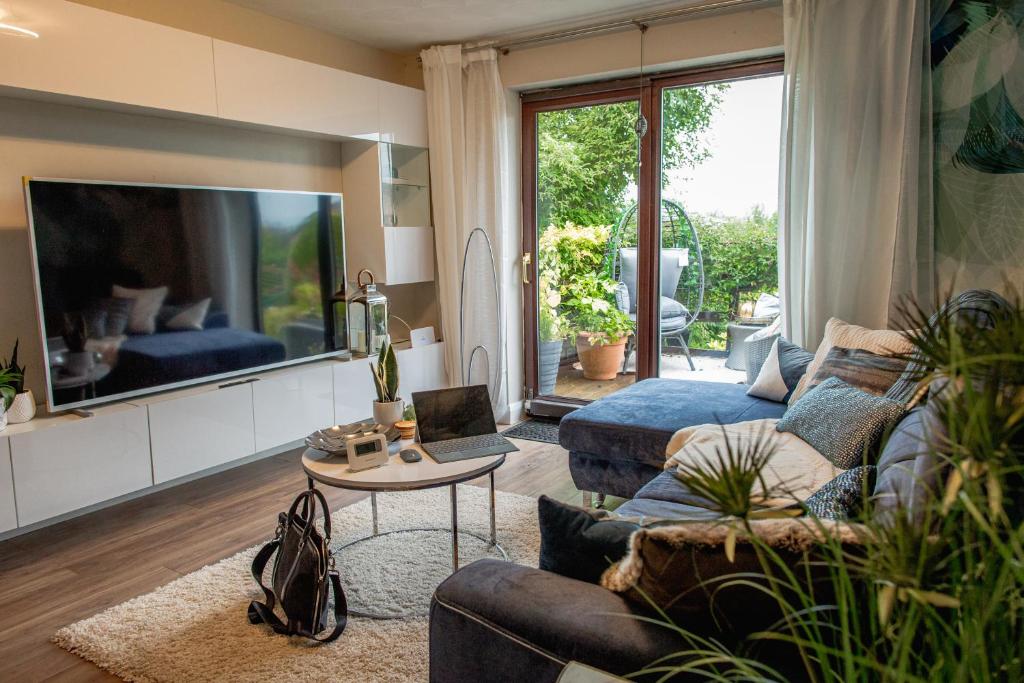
[{"x1": 412, "y1": 385, "x2": 497, "y2": 444}]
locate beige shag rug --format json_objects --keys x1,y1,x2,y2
[{"x1": 54, "y1": 485, "x2": 541, "y2": 683}]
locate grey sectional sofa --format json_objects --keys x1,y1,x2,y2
[{"x1": 559, "y1": 378, "x2": 787, "y2": 499}]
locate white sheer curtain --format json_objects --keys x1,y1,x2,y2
[
  {"x1": 779, "y1": 0, "x2": 933, "y2": 348},
  {"x1": 420, "y1": 46, "x2": 516, "y2": 419}
]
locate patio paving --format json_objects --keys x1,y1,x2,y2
[{"x1": 553, "y1": 350, "x2": 746, "y2": 402}]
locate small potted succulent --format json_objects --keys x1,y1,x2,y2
[
  {"x1": 2, "y1": 340, "x2": 35, "y2": 424},
  {"x1": 564, "y1": 272, "x2": 634, "y2": 381},
  {"x1": 370, "y1": 339, "x2": 403, "y2": 428}
]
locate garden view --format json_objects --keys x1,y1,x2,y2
[{"x1": 536, "y1": 75, "x2": 783, "y2": 394}]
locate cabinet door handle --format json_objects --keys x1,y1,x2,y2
[{"x1": 522, "y1": 252, "x2": 532, "y2": 285}]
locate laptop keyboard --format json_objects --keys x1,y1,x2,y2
[{"x1": 423, "y1": 433, "x2": 509, "y2": 455}]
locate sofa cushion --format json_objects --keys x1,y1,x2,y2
[
  {"x1": 777, "y1": 378, "x2": 907, "y2": 469},
  {"x1": 538, "y1": 496, "x2": 651, "y2": 584},
  {"x1": 790, "y1": 318, "x2": 913, "y2": 404},
  {"x1": 805, "y1": 346, "x2": 908, "y2": 397},
  {"x1": 560, "y1": 379, "x2": 788, "y2": 468},
  {"x1": 746, "y1": 337, "x2": 814, "y2": 402},
  {"x1": 872, "y1": 400, "x2": 948, "y2": 525},
  {"x1": 804, "y1": 465, "x2": 877, "y2": 520}
]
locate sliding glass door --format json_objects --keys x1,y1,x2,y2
[{"x1": 522, "y1": 59, "x2": 783, "y2": 413}]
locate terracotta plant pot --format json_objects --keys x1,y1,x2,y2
[{"x1": 575, "y1": 332, "x2": 627, "y2": 381}]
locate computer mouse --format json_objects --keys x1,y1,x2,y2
[{"x1": 400, "y1": 449, "x2": 422, "y2": 463}]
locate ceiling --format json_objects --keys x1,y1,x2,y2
[{"x1": 226, "y1": 0, "x2": 701, "y2": 53}]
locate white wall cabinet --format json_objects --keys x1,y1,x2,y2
[
  {"x1": 0, "y1": 0, "x2": 218, "y2": 117},
  {"x1": 146, "y1": 384, "x2": 256, "y2": 485},
  {"x1": 252, "y1": 364, "x2": 335, "y2": 452},
  {"x1": 8, "y1": 404, "x2": 151, "y2": 526},
  {"x1": 334, "y1": 343, "x2": 448, "y2": 424},
  {"x1": 342, "y1": 142, "x2": 435, "y2": 285},
  {"x1": 213, "y1": 40, "x2": 380, "y2": 140},
  {"x1": 0, "y1": 437, "x2": 16, "y2": 533},
  {"x1": 380, "y1": 83, "x2": 429, "y2": 147}
]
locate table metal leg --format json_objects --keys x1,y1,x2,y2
[
  {"x1": 371, "y1": 492, "x2": 379, "y2": 536},
  {"x1": 489, "y1": 471, "x2": 497, "y2": 546},
  {"x1": 450, "y1": 483, "x2": 459, "y2": 571}
]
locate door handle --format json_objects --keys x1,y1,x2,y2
[{"x1": 522, "y1": 252, "x2": 532, "y2": 285}]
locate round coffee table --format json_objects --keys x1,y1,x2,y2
[{"x1": 302, "y1": 442, "x2": 507, "y2": 577}]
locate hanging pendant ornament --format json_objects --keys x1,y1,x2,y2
[{"x1": 635, "y1": 23, "x2": 649, "y2": 140}]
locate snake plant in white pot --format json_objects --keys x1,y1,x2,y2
[
  {"x1": 0, "y1": 365, "x2": 21, "y2": 431},
  {"x1": 370, "y1": 340, "x2": 403, "y2": 428}
]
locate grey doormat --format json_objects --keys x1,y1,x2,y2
[{"x1": 502, "y1": 418, "x2": 560, "y2": 444}]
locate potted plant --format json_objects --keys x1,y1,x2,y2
[
  {"x1": 370, "y1": 339, "x2": 403, "y2": 428},
  {"x1": 537, "y1": 277, "x2": 565, "y2": 395},
  {"x1": 2, "y1": 340, "x2": 35, "y2": 424},
  {"x1": 564, "y1": 272, "x2": 634, "y2": 380},
  {"x1": 0, "y1": 365, "x2": 21, "y2": 431}
]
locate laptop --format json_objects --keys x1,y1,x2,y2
[{"x1": 412, "y1": 385, "x2": 519, "y2": 463}]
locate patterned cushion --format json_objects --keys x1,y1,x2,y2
[
  {"x1": 789, "y1": 318, "x2": 913, "y2": 405},
  {"x1": 777, "y1": 377, "x2": 908, "y2": 469},
  {"x1": 805, "y1": 346, "x2": 909, "y2": 397},
  {"x1": 804, "y1": 465, "x2": 876, "y2": 520},
  {"x1": 746, "y1": 337, "x2": 814, "y2": 402}
]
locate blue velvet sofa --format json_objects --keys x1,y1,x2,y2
[{"x1": 559, "y1": 378, "x2": 787, "y2": 499}]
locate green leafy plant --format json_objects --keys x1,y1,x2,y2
[
  {"x1": 370, "y1": 340, "x2": 399, "y2": 403},
  {"x1": 561, "y1": 272, "x2": 634, "y2": 345},
  {"x1": 0, "y1": 366, "x2": 20, "y2": 411},
  {"x1": 629, "y1": 293, "x2": 1024, "y2": 682},
  {"x1": 2, "y1": 340, "x2": 25, "y2": 395}
]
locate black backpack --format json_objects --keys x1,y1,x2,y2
[{"x1": 248, "y1": 488, "x2": 348, "y2": 642}]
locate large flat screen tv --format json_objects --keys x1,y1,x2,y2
[{"x1": 25, "y1": 178, "x2": 347, "y2": 412}]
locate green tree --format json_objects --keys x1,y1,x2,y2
[{"x1": 537, "y1": 84, "x2": 726, "y2": 228}]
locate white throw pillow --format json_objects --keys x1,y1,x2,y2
[
  {"x1": 747, "y1": 337, "x2": 815, "y2": 403},
  {"x1": 788, "y1": 318, "x2": 914, "y2": 405},
  {"x1": 112, "y1": 285, "x2": 169, "y2": 335},
  {"x1": 165, "y1": 298, "x2": 211, "y2": 331}
]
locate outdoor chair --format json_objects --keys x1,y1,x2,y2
[{"x1": 616, "y1": 247, "x2": 696, "y2": 372}]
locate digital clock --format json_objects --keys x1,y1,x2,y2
[{"x1": 346, "y1": 432, "x2": 389, "y2": 472}]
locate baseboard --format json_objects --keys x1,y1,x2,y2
[{"x1": 0, "y1": 440, "x2": 301, "y2": 542}]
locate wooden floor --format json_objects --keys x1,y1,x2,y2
[{"x1": 0, "y1": 437, "x2": 579, "y2": 682}]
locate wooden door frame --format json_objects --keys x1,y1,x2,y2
[{"x1": 521, "y1": 56, "x2": 784, "y2": 408}]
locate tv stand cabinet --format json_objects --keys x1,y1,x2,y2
[{"x1": 0, "y1": 342, "x2": 446, "y2": 538}]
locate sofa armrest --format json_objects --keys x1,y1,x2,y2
[{"x1": 429, "y1": 559, "x2": 683, "y2": 683}]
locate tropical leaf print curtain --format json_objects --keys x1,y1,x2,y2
[{"x1": 932, "y1": 0, "x2": 1024, "y2": 291}]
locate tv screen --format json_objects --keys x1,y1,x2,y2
[{"x1": 25, "y1": 178, "x2": 347, "y2": 411}]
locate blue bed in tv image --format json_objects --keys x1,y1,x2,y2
[{"x1": 25, "y1": 179, "x2": 347, "y2": 411}]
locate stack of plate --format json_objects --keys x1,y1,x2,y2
[{"x1": 305, "y1": 421, "x2": 399, "y2": 456}]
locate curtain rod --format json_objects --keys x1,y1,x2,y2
[{"x1": 419, "y1": 0, "x2": 773, "y2": 59}]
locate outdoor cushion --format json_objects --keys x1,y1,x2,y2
[{"x1": 559, "y1": 379, "x2": 788, "y2": 469}]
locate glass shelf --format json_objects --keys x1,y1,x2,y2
[{"x1": 380, "y1": 143, "x2": 430, "y2": 228}]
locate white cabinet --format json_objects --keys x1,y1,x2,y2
[
  {"x1": 0, "y1": 0, "x2": 217, "y2": 116},
  {"x1": 333, "y1": 344, "x2": 448, "y2": 425},
  {"x1": 380, "y1": 83, "x2": 428, "y2": 147},
  {"x1": 332, "y1": 357, "x2": 376, "y2": 425},
  {"x1": 252, "y1": 364, "x2": 334, "y2": 452},
  {"x1": 8, "y1": 404, "x2": 151, "y2": 526},
  {"x1": 146, "y1": 384, "x2": 256, "y2": 485},
  {"x1": 0, "y1": 437, "x2": 16, "y2": 533},
  {"x1": 213, "y1": 40, "x2": 380, "y2": 140},
  {"x1": 342, "y1": 142, "x2": 435, "y2": 285}
]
